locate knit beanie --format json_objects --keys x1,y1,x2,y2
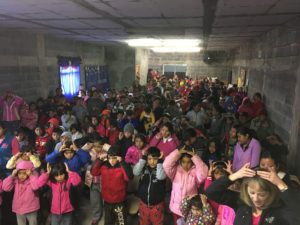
[
  {"x1": 107, "y1": 146, "x2": 121, "y2": 157},
  {"x1": 123, "y1": 123, "x2": 134, "y2": 134},
  {"x1": 16, "y1": 161, "x2": 34, "y2": 171}
]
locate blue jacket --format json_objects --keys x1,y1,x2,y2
[
  {"x1": 0, "y1": 134, "x2": 14, "y2": 177},
  {"x1": 46, "y1": 149, "x2": 91, "y2": 175}
]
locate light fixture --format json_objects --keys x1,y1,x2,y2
[
  {"x1": 151, "y1": 47, "x2": 201, "y2": 53},
  {"x1": 126, "y1": 39, "x2": 201, "y2": 47},
  {"x1": 126, "y1": 38, "x2": 161, "y2": 47}
]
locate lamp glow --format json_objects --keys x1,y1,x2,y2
[{"x1": 151, "y1": 47, "x2": 201, "y2": 53}]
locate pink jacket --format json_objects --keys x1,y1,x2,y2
[
  {"x1": 3, "y1": 175, "x2": 40, "y2": 215},
  {"x1": 204, "y1": 176, "x2": 219, "y2": 215},
  {"x1": 163, "y1": 150, "x2": 208, "y2": 216},
  {"x1": 20, "y1": 110, "x2": 38, "y2": 130},
  {"x1": 125, "y1": 145, "x2": 148, "y2": 165},
  {"x1": 216, "y1": 205, "x2": 235, "y2": 225},
  {"x1": 149, "y1": 134, "x2": 179, "y2": 158},
  {"x1": 38, "y1": 172, "x2": 81, "y2": 215},
  {"x1": 0, "y1": 96, "x2": 27, "y2": 121}
]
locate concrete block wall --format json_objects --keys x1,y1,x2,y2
[
  {"x1": 0, "y1": 29, "x2": 105, "y2": 102},
  {"x1": 148, "y1": 51, "x2": 231, "y2": 80},
  {"x1": 231, "y1": 18, "x2": 300, "y2": 175},
  {"x1": 105, "y1": 45, "x2": 135, "y2": 89}
]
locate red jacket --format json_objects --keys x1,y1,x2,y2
[
  {"x1": 107, "y1": 129, "x2": 120, "y2": 146},
  {"x1": 35, "y1": 134, "x2": 51, "y2": 159},
  {"x1": 91, "y1": 160, "x2": 133, "y2": 203}
]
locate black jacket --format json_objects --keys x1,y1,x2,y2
[
  {"x1": 205, "y1": 175, "x2": 300, "y2": 225},
  {"x1": 133, "y1": 156, "x2": 166, "y2": 206}
]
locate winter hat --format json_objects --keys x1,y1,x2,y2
[
  {"x1": 101, "y1": 109, "x2": 111, "y2": 117},
  {"x1": 123, "y1": 123, "x2": 134, "y2": 134},
  {"x1": 16, "y1": 161, "x2": 34, "y2": 171},
  {"x1": 107, "y1": 146, "x2": 121, "y2": 156},
  {"x1": 48, "y1": 118, "x2": 59, "y2": 128},
  {"x1": 61, "y1": 131, "x2": 72, "y2": 139}
]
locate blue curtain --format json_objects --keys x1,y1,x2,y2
[{"x1": 60, "y1": 65, "x2": 81, "y2": 100}]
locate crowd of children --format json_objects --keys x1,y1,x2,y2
[{"x1": 0, "y1": 73, "x2": 299, "y2": 225}]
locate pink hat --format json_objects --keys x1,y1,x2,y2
[{"x1": 16, "y1": 161, "x2": 34, "y2": 171}]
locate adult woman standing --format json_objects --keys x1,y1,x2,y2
[
  {"x1": 205, "y1": 162, "x2": 300, "y2": 225},
  {"x1": 232, "y1": 127, "x2": 261, "y2": 172}
]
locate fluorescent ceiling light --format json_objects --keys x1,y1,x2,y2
[
  {"x1": 151, "y1": 47, "x2": 201, "y2": 53},
  {"x1": 126, "y1": 38, "x2": 201, "y2": 47},
  {"x1": 126, "y1": 38, "x2": 161, "y2": 47}
]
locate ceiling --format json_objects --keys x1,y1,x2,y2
[{"x1": 0, "y1": 0, "x2": 299, "y2": 50}]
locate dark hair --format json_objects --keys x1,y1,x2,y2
[
  {"x1": 260, "y1": 150, "x2": 279, "y2": 167},
  {"x1": 162, "y1": 122, "x2": 174, "y2": 135},
  {"x1": 126, "y1": 110, "x2": 134, "y2": 116},
  {"x1": 144, "y1": 106, "x2": 152, "y2": 114},
  {"x1": 213, "y1": 104, "x2": 223, "y2": 114},
  {"x1": 52, "y1": 127, "x2": 63, "y2": 135},
  {"x1": 16, "y1": 127, "x2": 28, "y2": 136},
  {"x1": 203, "y1": 138, "x2": 222, "y2": 159},
  {"x1": 190, "y1": 195, "x2": 203, "y2": 209},
  {"x1": 147, "y1": 147, "x2": 160, "y2": 158},
  {"x1": 237, "y1": 127, "x2": 253, "y2": 139},
  {"x1": 49, "y1": 163, "x2": 68, "y2": 190},
  {"x1": 20, "y1": 145, "x2": 33, "y2": 153},
  {"x1": 70, "y1": 124, "x2": 79, "y2": 132},
  {"x1": 35, "y1": 124, "x2": 46, "y2": 136},
  {"x1": 0, "y1": 122, "x2": 6, "y2": 131},
  {"x1": 253, "y1": 92, "x2": 262, "y2": 100},
  {"x1": 182, "y1": 128, "x2": 197, "y2": 143},
  {"x1": 135, "y1": 133, "x2": 146, "y2": 144},
  {"x1": 240, "y1": 112, "x2": 249, "y2": 118},
  {"x1": 91, "y1": 135, "x2": 105, "y2": 145}
]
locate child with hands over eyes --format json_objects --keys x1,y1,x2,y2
[{"x1": 3, "y1": 161, "x2": 40, "y2": 225}]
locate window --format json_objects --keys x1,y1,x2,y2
[
  {"x1": 60, "y1": 65, "x2": 81, "y2": 100},
  {"x1": 163, "y1": 64, "x2": 187, "y2": 79}
]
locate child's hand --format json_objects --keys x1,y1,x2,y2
[
  {"x1": 116, "y1": 156, "x2": 122, "y2": 163},
  {"x1": 11, "y1": 169, "x2": 18, "y2": 177},
  {"x1": 208, "y1": 160, "x2": 215, "y2": 176},
  {"x1": 142, "y1": 150, "x2": 147, "y2": 156},
  {"x1": 15, "y1": 152, "x2": 22, "y2": 159},
  {"x1": 200, "y1": 194, "x2": 208, "y2": 207},
  {"x1": 99, "y1": 152, "x2": 108, "y2": 161},
  {"x1": 156, "y1": 133, "x2": 163, "y2": 140},
  {"x1": 26, "y1": 170, "x2": 32, "y2": 177},
  {"x1": 46, "y1": 163, "x2": 52, "y2": 174},
  {"x1": 26, "y1": 152, "x2": 32, "y2": 157},
  {"x1": 179, "y1": 146, "x2": 187, "y2": 155},
  {"x1": 59, "y1": 145, "x2": 66, "y2": 153},
  {"x1": 119, "y1": 132, "x2": 124, "y2": 140},
  {"x1": 64, "y1": 163, "x2": 71, "y2": 173},
  {"x1": 159, "y1": 151, "x2": 164, "y2": 159},
  {"x1": 224, "y1": 161, "x2": 233, "y2": 174},
  {"x1": 187, "y1": 148, "x2": 196, "y2": 157},
  {"x1": 71, "y1": 142, "x2": 78, "y2": 151}
]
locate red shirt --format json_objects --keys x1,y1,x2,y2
[
  {"x1": 35, "y1": 134, "x2": 51, "y2": 159},
  {"x1": 252, "y1": 214, "x2": 261, "y2": 225}
]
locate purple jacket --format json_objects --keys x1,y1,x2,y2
[
  {"x1": 149, "y1": 134, "x2": 179, "y2": 158},
  {"x1": 232, "y1": 138, "x2": 261, "y2": 172}
]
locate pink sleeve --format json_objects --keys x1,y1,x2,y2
[
  {"x1": 163, "y1": 149, "x2": 181, "y2": 181},
  {"x1": 192, "y1": 155, "x2": 208, "y2": 184},
  {"x1": 2, "y1": 176, "x2": 15, "y2": 192},
  {"x1": 204, "y1": 176, "x2": 213, "y2": 190},
  {"x1": 14, "y1": 96, "x2": 27, "y2": 108},
  {"x1": 29, "y1": 175, "x2": 40, "y2": 191},
  {"x1": 11, "y1": 137, "x2": 20, "y2": 155},
  {"x1": 67, "y1": 172, "x2": 81, "y2": 187},
  {"x1": 149, "y1": 135, "x2": 160, "y2": 147},
  {"x1": 38, "y1": 173, "x2": 51, "y2": 188}
]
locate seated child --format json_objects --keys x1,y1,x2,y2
[
  {"x1": 91, "y1": 146, "x2": 133, "y2": 225},
  {"x1": 3, "y1": 161, "x2": 40, "y2": 225},
  {"x1": 178, "y1": 194, "x2": 216, "y2": 225},
  {"x1": 133, "y1": 147, "x2": 166, "y2": 225}
]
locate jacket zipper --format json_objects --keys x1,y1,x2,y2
[{"x1": 147, "y1": 170, "x2": 152, "y2": 207}]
